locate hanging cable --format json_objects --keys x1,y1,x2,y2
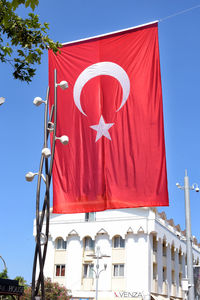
[{"x1": 160, "y1": 4, "x2": 200, "y2": 22}]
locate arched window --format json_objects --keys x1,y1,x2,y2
[
  {"x1": 113, "y1": 236, "x2": 125, "y2": 248},
  {"x1": 84, "y1": 237, "x2": 94, "y2": 251},
  {"x1": 56, "y1": 238, "x2": 67, "y2": 250}
]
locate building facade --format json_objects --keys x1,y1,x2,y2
[{"x1": 34, "y1": 207, "x2": 200, "y2": 300}]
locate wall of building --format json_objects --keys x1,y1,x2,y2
[{"x1": 34, "y1": 207, "x2": 200, "y2": 300}]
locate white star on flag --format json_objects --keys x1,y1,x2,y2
[{"x1": 90, "y1": 115, "x2": 114, "y2": 142}]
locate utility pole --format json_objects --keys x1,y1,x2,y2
[{"x1": 176, "y1": 169, "x2": 199, "y2": 300}]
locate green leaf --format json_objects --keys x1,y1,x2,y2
[{"x1": 0, "y1": 0, "x2": 60, "y2": 82}]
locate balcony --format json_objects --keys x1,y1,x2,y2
[
  {"x1": 177, "y1": 286, "x2": 184, "y2": 298},
  {"x1": 171, "y1": 260, "x2": 175, "y2": 270},
  {"x1": 152, "y1": 279, "x2": 158, "y2": 293},
  {"x1": 179, "y1": 263, "x2": 182, "y2": 273},
  {"x1": 153, "y1": 250, "x2": 157, "y2": 263},
  {"x1": 112, "y1": 277, "x2": 126, "y2": 291},
  {"x1": 162, "y1": 281, "x2": 168, "y2": 295},
  {"x1": 162, "y1": 256, "x2": 167, "y2": 266},
  {"x1": 82, "y1": 278, "x2": 94, "y2": 290},
  {"x1": 171, "y1": 283, "x2": 177, "y2": 297}
]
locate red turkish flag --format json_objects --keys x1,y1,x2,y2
[{"x1": 49, "y1": 21, "x2": 169, "y2": 214}]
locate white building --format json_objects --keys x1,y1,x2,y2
[{"x1": 35, "y1": 207, "x2": 200, "y2": 300}]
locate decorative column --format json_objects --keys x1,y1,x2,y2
[
  {"x1": 174, "y1": 248, "x2": 179, "y2": 295},
  {"x1": 166, "y1": 243, "x2": 172, "y2": 297},
  {"x1": 157, "y1": 238, "x2": 163, "y2": 294}
]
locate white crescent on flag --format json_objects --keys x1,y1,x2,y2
[{"x1": 73, "y1": 62, "x2": 130, "y2": 116}]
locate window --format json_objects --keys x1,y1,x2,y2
[
  {"x1": 84, "y1": 237, "x2": 94, "y2": 251},
  {"x1": 113, "y1": 236, "x2": 125, "y2": 248},
  {"x1": 85, "y1": 212, "x2": 96, "y2": 222},
  {"x1": 171, "y1": 246, "x2": 175, "y2": 261},
  {"x1": 153, "y1": 263, "x2": 157, "y2": 280},
  {"x1": 56, "y1": 238, "x2": 67, "y2": 250},
  {"x1": 163, "y1": 267, "x2": 167, "y2": 281},
  {"x1": 179, "y1": 252, "x2": 182, "y2": 264},
  {"x1": 162, "y1": 242, "x2": 167, "y2": 257},
  {"x1": 172, "y1": 270, "x2": 175, "y2": 284},
  {"x1": 179, "y1": 273, "x2": 182, "y2": 286},
  {"x1": 83, "y1": 264, "x2": 94, "y2": 278},
  {"x1": 113, "y1": 264, "x2": 124, "y2": 277},
  {"x1": 153, "y1": 236, "x2": 157, "y2": 252},
  {"x1": 55, "y1": 265, "x2": 65, "y2": 277}
]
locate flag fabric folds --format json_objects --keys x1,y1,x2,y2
[{"x1": 48, "y1": 21, "x2": 169, "y2": 214}]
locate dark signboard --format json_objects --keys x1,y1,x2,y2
[
  {"x1": 194, "y1": 266, "x2": 200, "y2": 299},
  {"x1": 0, "y1": 278, "x2": 24, "y2": 296}
]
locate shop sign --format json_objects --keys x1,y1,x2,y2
[
  {"x1": 0, "y1": 279, "x2": 24, "y2": 296},
  {"x1": 114, "y1": 291, "x2": 143, "y2": 298}
]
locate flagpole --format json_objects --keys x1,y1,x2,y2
[{"x1": 61, "y1": 20, "x2": 158, "y2": 46}]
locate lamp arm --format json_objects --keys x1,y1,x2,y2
[
  {"x1": 99, "y1": 268, "x2": 106, "y2": 276},
  {"x1": 90, "y1": 267, "x2": 97, "y2": 277}
]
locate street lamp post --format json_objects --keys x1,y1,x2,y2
[
  {"x1": 0, "y1": 97, "x2": 5, "y2": 106},
  {"x1": 87, "y1": 246, "x2": 110, "y2": 300},
  {"x1": 176, "y1": 169, "x2": 199, "y2": 300},
  {"x1": 0, "y1": 255, "x2": 7, "y2": 300},
  {"x1": 0, "y1": 100, "x2": 6, "y2": 282},
  {"x1": 25, "y1": 70, "x2": 68, "y2": 300},
  {"x1": 0, "y1": 256, "x2": 7, "y2": 270}
]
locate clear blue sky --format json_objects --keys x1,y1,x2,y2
[{"x1": 0, "y1": 0, "x2": 200, "y2": 284}]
